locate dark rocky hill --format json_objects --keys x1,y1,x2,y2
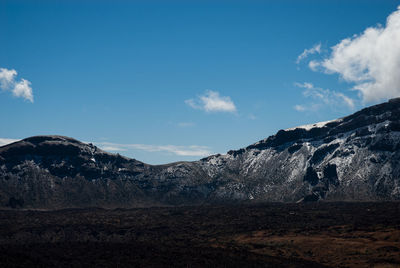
[{"x1": 1, "y1": 98, "x2": 400, "y2": 208}]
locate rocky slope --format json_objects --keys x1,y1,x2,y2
[{"x1": 1, "y1": 98, "x2": 400, "y2": 208}]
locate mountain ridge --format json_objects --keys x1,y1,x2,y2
[{"x1": 1, "y1": 98, "x2": 400, "y2": 208}]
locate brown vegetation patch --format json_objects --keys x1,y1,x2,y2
[{"x1": 231, "y1": 227, "x2": 400, "y2": 267}]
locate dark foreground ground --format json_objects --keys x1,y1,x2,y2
[{"x1": 0, "y1": 202, "x2": 399, "y2": 267}]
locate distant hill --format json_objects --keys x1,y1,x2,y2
[{"x1": 1, "y1": 98, "x2": 400, "y2": 208}]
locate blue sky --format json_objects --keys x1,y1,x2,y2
[{"x1": 1, "y1": 0, "x2": 400, "y2": 164}]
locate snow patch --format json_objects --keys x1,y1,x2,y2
[{"x1": 286, "y1": 118, "x2": 342, "y2": 131}]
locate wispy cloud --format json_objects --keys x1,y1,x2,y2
[
  {"x1": 177, "y1": 122, "x2": 195, "y2": 127},
  {"x1": 95, "y1": 142, "x2": 212, "y2": 157},
  {"x1": 0, "y1": 138, "x2": 20, "y2": 147},
  {"x1": 294, "y1": 104, "x2": 307, "y2": 112},
  {"x1": 185, "y1": 90, "x2": 237, "y2": 113},
  {"x1": 0, "y1": 68, "x2": 33, "y2": 102},
  {"x1": 294, "y1": 82, "x2": 355, "y2": 112},
  {"x1": 306, "y1": 6, "x2": 400, "y2": 102},
  {"x1": 296, "y1": 43, "x2": 321, "y2": 64},
  {"x1": 0, "y1": 137, "x2": 211, "y2": 157},
  {"x1": 248, "y1": 114, "x2": 257, "y2": 120}
]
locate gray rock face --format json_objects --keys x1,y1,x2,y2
[{"x1": 1, "y1": 98, "x2": 400, "y2": 208}]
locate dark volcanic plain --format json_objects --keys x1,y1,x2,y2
[{"x1": 1, "y1": 202, "x2": 400, "y2": 267}]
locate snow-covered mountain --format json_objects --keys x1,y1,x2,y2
[{"x1": 1, "y1": 98, "x2": 400, "y2": 208}]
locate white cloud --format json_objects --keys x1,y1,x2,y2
[
  {"x1": 95, "y1": 142, "x2": 212, "y2": 157},
  {"x1": 101, "y1": 145, "x2": 128, "y2": 151},
  {"x1": 0, "y1": 67, "x2": 34, "y2": 103},
  {"x1": 12, "y1": 79, "x2": 33, "y2": 103},
  {"x1": 294, "y1": 82, "x2": 355, "y2": 112},
  {"x1": 308, "y1": 60, "x2": 320, "y2": 71},
  {"x1": 185, "y1": 90, "x2": 237, "y2": 113},
  {"x1": 334, "y1": 92, "x2": 355, "y2": 108},
  {"x1": 0, "y1": 138, "x2": 20, "y2": 147},
  {"x1": 296, "y1": 43, "x2": 321, "y2": 64},
  {"x1": 294, "y1": 104, "x2": 307, "y2": 112},
  {"x1": 309, "y1": 6, "x2": 400, "y2": 102},
  {"x1": 294, "y1": 82, "x2": 313, "y2": 90},
  {"x1": 0, "y1": 68, "x2": 17, "y2": 89}
]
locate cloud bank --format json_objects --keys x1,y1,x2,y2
[
  {"x1": 0, "y1": 68, "x2": 34, "y2": 102},
  {"x1": 308, "y1": 6, "x2": 400, "y2": 103},
  {"x1": 294, "y1": 82, "x2": 355, "y2": 112},
  {"x1": 185, "y1": 90, "x2": 237, "y2": 113},
  {"x1": 96, "y1": 142, "x2": 212, "y2": 157}
]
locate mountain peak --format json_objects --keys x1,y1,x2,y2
[{"x1": 22, "y1": 135, "x2": 84, "y2": 145}]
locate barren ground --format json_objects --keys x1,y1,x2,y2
[{"x1": 0, "y1": 202, "x2": 399, "y2": 267}]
